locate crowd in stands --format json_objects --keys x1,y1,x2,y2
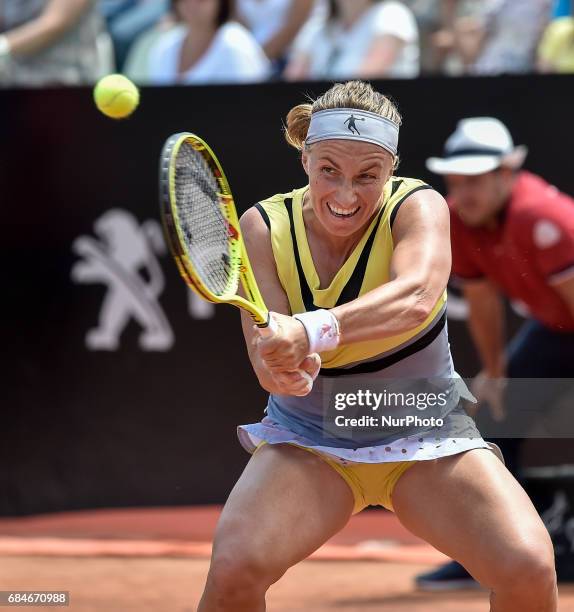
[{"x1": 0, "y1": 0, "x2": 572, "y2": 87}]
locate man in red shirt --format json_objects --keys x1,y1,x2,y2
[{"x1": 417, "y1": 117, "x2": 574, "y2": 590}]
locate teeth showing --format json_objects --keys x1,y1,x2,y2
[{"x1": 327, "y1": 203, "x2": 359, "y2": 218}]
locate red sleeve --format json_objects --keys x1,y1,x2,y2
[
  {"x1": 449, "y1": 209, "x2": 484, "y2": 280},
  {"x1": 523, "y1": 194, "x2": 574, "y2": 280}
]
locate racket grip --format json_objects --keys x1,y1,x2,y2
[{"x1": 258, "y1": 313, "x2": 278, "y2": 338}]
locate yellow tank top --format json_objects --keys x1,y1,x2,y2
[{"x1": 255, "y1": 176, "x2": 447, "y2": 369}]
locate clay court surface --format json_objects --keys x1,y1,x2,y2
[{"x1": 0, "y1": 506, "x2": 573, "y2": 611}]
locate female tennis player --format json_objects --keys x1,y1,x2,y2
[{"x1": 198, "y1": 80, "x2": 557, "y2": 611}]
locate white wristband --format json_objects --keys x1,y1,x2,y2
[
  {"x1": 0, "y1": 35, "x2": 12, "y2": 59},
  {"x1": 293, "y1": 309, "x2": 340, "y2": 353}
]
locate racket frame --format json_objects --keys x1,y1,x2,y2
[{"x1": 160, "y1": 132, "x2": 273, "y2": 330}]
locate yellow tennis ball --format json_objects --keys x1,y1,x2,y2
[{"x1": 94, "y1": 74, "x2": 140, "y2": 119}]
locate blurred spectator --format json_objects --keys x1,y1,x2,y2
[
  {"x1": 402, "y1": 0, "x2": 440, "y2": 73},
  {"x1": 552, "y1": 0, "x2": 571, "y2": 18},
  {"x1": 0, "y1": 0, "x2": 113, "y2": 87},
  {"x1": 403, "y1": 0, "x2": 481, "y2": 74},
  {"x1": 538, "y1": 3, "x2": 574, "y2": 73},
  {"x1": 101, "y1": 0, "x2": 169, "y2": 71},
  {"x1": 285, "y1": 0, "x2": 419, "y2": 80},
  {"x1": 538, "y1": 1, "x2": 574, "y2": 72},
  {"x1": 144, "y1": 0, "x2": 270, "y2": 85},
  {"x1": 450, "y1": 0, "x2": 553, "y2": 75},
  {"x1": 234, "y1": 0, "x2": 326, "y2": 71},
  {"x1": 123, "y1": 12, "x2": 177, "y2": 83}
]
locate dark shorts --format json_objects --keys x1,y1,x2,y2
[{"x1": 488, "y1": 319, "x2": 574, "y2": 474}]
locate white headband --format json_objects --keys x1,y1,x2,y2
[{"x1": 305, "y1": 108, "x2": 399, "y2": 155}]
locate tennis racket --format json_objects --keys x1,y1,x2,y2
[{"x1": 159, "y1": 131, "x2": 277, "y2": 337}]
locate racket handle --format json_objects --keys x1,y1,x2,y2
[
  {"x1": 258, "y1": 313, "x2": 278, "y2": 338},
  {"x1": 257, "y1": 315, "x2": 314, "y2": 395}
]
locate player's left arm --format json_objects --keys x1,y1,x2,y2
[
  {"x1": 332, "y1": 189, "x2": 451, "y2": 344},
  {"x1": 260, "y1": 189, "x2": 451, "y2": 370}
]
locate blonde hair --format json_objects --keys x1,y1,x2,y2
[{"x1": 285, "y1": 81, "x2": 402, "y2": 159}]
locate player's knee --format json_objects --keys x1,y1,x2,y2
[
  {"x1": 489, "y1": 538, "x2": 556, "y2": 600},
  {"x1": 509, "y1": 547, "x2": 556, "y2": 599},
  {"x1": 206, "y1": 546, "x2": 280, "y2": 603}
]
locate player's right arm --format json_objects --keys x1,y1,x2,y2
[{"x1": 239, "y1": 206, "x2": 318, "y2": 395}]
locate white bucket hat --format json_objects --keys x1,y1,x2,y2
[{"x1": 426, "y1": 117, "x2": 528, "y2": 176}]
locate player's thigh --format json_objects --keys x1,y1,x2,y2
[
  {"x1": 211, "y1": 443, "x2": 354, "y2": 578},
  {"x1": 392, "y1": 449, "x2": 554, "y2": 586}
]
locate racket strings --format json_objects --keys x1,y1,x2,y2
[{"x1": 174, "y1": 143, "x2": 233, "y2": 296}]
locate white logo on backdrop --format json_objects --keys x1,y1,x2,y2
[
  {"x1": 188, "y1": 288, "x2": 216, "y2": 319},
  {"x1": 70, "y1": 209, "x2": 182, "y2": 351},
  {"x1": 541, "y1": 490, "x2": 574, "y2": 553}
]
